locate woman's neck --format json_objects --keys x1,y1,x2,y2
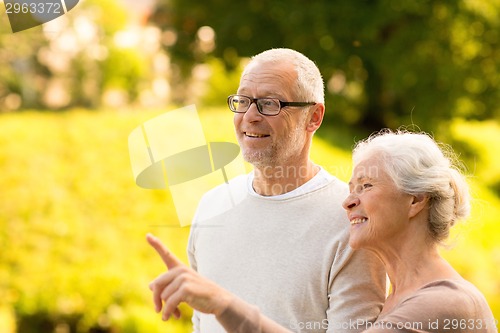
[{"x1": 377, "y1": 244, "x2": 461, "y2": 315}]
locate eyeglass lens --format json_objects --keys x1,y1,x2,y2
[{"x1": 231, "y1": 96, "x2": 280, "y2": 115}]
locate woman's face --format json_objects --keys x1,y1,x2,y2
[{"x1": 342, "y1": 155, "x2": 415, "y2": 251}]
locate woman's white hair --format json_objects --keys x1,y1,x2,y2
[
  {"x1": 242, "y1": 48, "x2": 325, "y2": 104},
  {"x1": 352, "y1": 129, "x2": 471, "y2": 243}
]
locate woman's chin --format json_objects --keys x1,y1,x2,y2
[
  {"x1": 348, "y1": 232, "x2": 366, "y2": 250},
  {"x1": 348, "y1": 238, "x2": 361, "y2": 250}
]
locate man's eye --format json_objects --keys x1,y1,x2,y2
[{"x1": 363, "y1": 183, "x2": 372, "y2": 189}]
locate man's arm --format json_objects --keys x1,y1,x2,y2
[
  {"x1": 187, "y1": 226, "x2": 201, "y2": 333},
  {"x1": 327, "y1": 247, "x2": 386, "y2": 333}
]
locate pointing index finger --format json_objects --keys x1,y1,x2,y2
[{"x1": 146, "y1": 233, "x2": 182, "y2": 269}]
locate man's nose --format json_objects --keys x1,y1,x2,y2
[{"x1": 243, "y1": 102, "x2": 263, "y2": 121}]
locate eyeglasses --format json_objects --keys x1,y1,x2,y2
[{"x1": 227, "y1": 94, "x2": 316, "y2": 116}]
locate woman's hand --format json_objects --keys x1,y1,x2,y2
[{"x1": 147, "y1": 233, "x2": 233, "y2": 321}]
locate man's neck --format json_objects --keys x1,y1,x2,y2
[{"x1": 252, "y1": 161, "x2": 320, "y2": 196}]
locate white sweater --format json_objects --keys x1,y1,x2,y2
[{"x1": 188, "y1": 170, "x2": 386, "y2": 333}]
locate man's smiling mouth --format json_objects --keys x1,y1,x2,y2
[{"x1": 245, "y1": 132, "x2": 270, "y2": 138}]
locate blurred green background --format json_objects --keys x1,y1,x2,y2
[{"x1": 0, "y1": 0, "x2": 499, "y2": 332}]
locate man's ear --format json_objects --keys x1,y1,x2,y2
[
  {"x1": 306, "y1": 103, "x2": 325, "y2": 133},
  {"x1": 409, "y1": 194, "x2": 429, "y2": 218}
]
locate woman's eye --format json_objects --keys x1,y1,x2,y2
[{"x1": 350, "y1": 183, "x2": 372, "y2": 194}]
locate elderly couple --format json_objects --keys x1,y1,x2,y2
[{"x1": 146, "y1": 49, "x2": 496, "y2": 333}]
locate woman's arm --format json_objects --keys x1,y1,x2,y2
[
  {"x1": 147, "y1": 234, "x2": 292, "y2": 333},
  {"x1": 147, "y1": 234, "x2": 232, "y2": 320},
  {"x1": 217, "y1": 296, "x2": 292, "y2": 333}
]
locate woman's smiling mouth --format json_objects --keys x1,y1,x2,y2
[{"x1": 350, "y1": 217, "x2": 368, "y2": 225}]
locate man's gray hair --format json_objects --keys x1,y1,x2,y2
[{"x1": 243, "y1": 48, "x2": 325, "y2": 104}]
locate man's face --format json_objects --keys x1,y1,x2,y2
[{"x1": 233, "y1": 61, "x2": 310, "y2": 168}]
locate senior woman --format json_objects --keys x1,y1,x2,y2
[{"x1": 147, "y1": 130, "x2": 497, "y2": 333}]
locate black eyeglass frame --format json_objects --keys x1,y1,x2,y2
[{"x1": 227, "y1": 94, "x2": 316, "y2": 116}]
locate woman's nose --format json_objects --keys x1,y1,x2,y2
[{"x1": 342, "y1": 193, "x2": 359, "y2": 210}]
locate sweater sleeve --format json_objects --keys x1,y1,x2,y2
[
  {"x1": 326, "y1": 247, "x2": 386, "y2": 333},
  {"x1": 217, "y1": 296, "x2": 292, "y2": 333}
]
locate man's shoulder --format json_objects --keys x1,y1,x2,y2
[
  {"x1": 200, "y1": 173, "x2": 249, "y2": 200},
  {"x1": 193, "y1": 173, "x2": 249, "y2": 224},
  {"x1": 312, "y1": 171, "x2": 349, "y2": 203}
]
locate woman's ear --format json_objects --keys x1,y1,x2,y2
[
  {"x1": 409, "y1": 194, "x2": 429, "y2": 218},
  {"x1": 306, "y1": 103, "x2": 325, "y2": 133}
]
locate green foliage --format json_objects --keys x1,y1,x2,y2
[
  {"x1": 100, "y1": 47, "x2": 149, "y2": 100},
  {"x1": 151, "y1": 0, "x2": 500, "y2": 132},
  {"x1": 83, "y1": 0, "x2": 129, "y2": 35},
  {"x1": 0, "y1": 109, "x2": 499, "y2": 332},
  {"x1": 0, "y1": 0, "x2": 133, "y2": 110},
  {"x1": 197, "y1": 58, "x2": 244, "y2": 107},
  {"x1": 442, "y1": 120, "x2": 500, "y2": 314},
  {"x1": 449, "y1": 120, "x2": 500, "y2": 191},
  {"x1": 0, "y1": 110, "x2": 192, "y2": 332}
]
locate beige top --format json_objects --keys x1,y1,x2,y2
[
  {"x1": 365, "y1": 279, "x2": 497, "y2": 333},
  {"x1": 217, "y1": 279, "x2": 498, "y2": 333}
]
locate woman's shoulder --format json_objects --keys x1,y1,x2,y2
[
  {"x1": 402, "y1": 278, "x2": 493, "y2": 317},
  {"x1": 416, "y1": 278, "x2": 489, "y2": 304},
  {"x1": 374, "y1": 279, "x2": 497, "y2": 332}
]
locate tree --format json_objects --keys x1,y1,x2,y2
[
  {"x1": 150, "y1": 0, "x2": 500, "y2": 132},
  {"x1": 0, "y1": 0, "x2": 146, "y2": 111}
]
